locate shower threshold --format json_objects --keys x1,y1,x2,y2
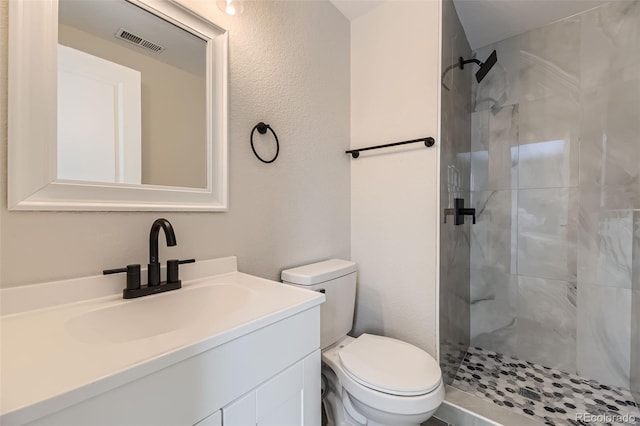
[{"x1": 451, "y1": 347, "x2": 640, "y2": 426}]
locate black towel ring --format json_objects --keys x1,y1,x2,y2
[{"x1": 250, "y1": 122, "x2": 279, "y2": 164}]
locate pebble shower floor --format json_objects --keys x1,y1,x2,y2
[{"x1": 451, "y1": 347, "x2": 640, "y2": 426}]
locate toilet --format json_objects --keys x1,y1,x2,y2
[{"x1": 281, "y1": 259, "x2": 445, "y2": 426}]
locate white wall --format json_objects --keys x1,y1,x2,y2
[
  {"x1": 350, "y1": 0, "x2": 441, "y2": 357},
  {"x1": 0, "y1": 0, "x2": 350, "y2": 287}
]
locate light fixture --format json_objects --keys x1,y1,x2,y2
[{"x1": 216, "y1": 0, "x2": 243, "y2": 16}]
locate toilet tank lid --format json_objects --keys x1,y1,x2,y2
[{"x1": 281, "y1": 259, "x2": 356, "y2": 285}]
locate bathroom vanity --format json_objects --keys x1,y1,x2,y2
[{"x1": 0, "y1": 257, "x2": 324, "y2": 425}]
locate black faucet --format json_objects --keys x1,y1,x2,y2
[
  {"x1": 103, "y1": 218, "x2": 195, "y2": 299},
  {"x1": 148, "y1": 218, "x2": 177, "y2": 286}
]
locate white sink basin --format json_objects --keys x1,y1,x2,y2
[{"x1": 65, "y1": 284, "x2": 253, "y2": 344}]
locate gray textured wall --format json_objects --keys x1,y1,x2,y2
[{"x1": 0, "y1": 0, "x2": 350, "y2": 287}]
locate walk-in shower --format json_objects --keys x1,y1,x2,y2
[{"x1": 440, "y1": 0, "x2": 640, "y2": 425}]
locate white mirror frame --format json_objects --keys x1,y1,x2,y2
[{"x1": 8, "y1": 0, "x2": 228, "y2": 211}]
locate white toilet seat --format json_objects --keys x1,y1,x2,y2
[
  {"x1": 338, "y1": 334, "x2": 442, "y2": 396},
  {"x1": 322, "y1": 335, "x2": 445, "y2": 421}
]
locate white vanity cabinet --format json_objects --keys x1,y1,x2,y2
[
  {"x1": 1, "y1": 258, "x2": 325, "y2": 426},
  {"x1": 22, "y1": 307, "x2": 321, "y2": 426}
]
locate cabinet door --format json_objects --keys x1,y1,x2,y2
[
  {"x1": 222, "y1": 392, "x2": 256, "y2": 426},
  {"x1": 258, "y1": 394, "x2": 301, "y2": 426},
  {"x1": 194, "y1": 410, "x2": 222, "y2": 426},
  {"x1": 222, "y1": 350, "x2": 321, "y2": 426},
  {"x1": 255, "y1": 358, "x2": 304, "y2": 426},
  {"x1": 301, "y1": 350, "x2": 321, "y2": 425}
]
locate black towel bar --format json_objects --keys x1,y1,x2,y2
[{"x1": 346, "y1": 137, "x2": 435, "y2": 158}]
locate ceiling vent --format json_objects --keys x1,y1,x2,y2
[{"x1": 115, "y1": 28, "x2": 165, "y2": 54}]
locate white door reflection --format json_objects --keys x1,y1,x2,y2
[{"x1": 57, "y1": 44, "x2": 142, "y2": 184}]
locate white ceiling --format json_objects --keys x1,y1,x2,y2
[
  {"x1": 329, "y1": 0, "x2": 386, "y2": 20},
  {"x1": 329, "y1": 0, "x2": 608, "y2": 50},
  {"x1": 453, "y1": 0, "x2": 608, "y2": 49},
  {"x1": 59, "y1": 0, "x2": 206, "y2": 76}
]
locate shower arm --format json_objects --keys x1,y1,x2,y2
[{"x1": 458, "y1": 57, "x2": 482, "y2": 70}]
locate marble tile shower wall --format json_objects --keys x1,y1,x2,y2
[
  {"x1": 632, "y1": 211, "x2": 640, "y2": 403},
  {"x1": 439, "y1": 0, "x2": 472, "y2": 385},
  {"x1": 469, "y1": 0, "x2": 640, "y2": 392}
]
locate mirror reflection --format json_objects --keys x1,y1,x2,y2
[{"x1": 57, "y1": 0, "x2": 208, "y2": 189}]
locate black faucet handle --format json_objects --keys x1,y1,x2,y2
[
  {"x1": 103, "y1": 264, "x2": 141, "y2": 290},
  {"x1": 459, "y1": 207, "x2": 476, "y2": 224},
  {"x1": 167, "y1": 259, "x2": 195, "y2": 284},
  {"x1": 447, "y1": 198, "x2": 476, "y2": 226}
]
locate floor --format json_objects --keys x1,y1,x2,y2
[
  {"x1": 451, "y1": 347, "x2": 640, "y2": 426},
  {"x1": 424, "y1": 417, "x2": 449, "y2": 426}
]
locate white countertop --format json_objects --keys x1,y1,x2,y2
[{"x1": 0, "y1": 257, "x2": 324, "y2": 425}]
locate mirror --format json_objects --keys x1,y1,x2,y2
[
  {"x1": 8, "y1": 0, "x2": 228, "y2": 211},
  {"x1": 58, "y1": 0, "x2": 208, "y2": 189}
]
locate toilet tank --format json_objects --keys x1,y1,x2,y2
[{"x1": 281, "y1": 259, "x2": 357, "y2": 350}]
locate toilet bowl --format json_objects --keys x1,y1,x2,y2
[
  {"x1": 281, "y1": 259, "x2": 445, "y2": 426},
  {"x1": 323, "y1": 335, "x2": 444, "y2": 426}
]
